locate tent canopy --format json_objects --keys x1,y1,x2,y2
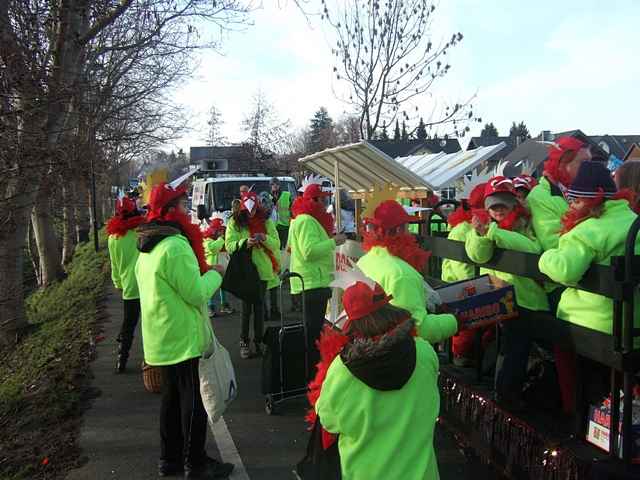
[
  {"x1": 298, "y1": 141, "x2": 432, "y2": 192},
  {"x1": 298, "y1": 140, "x2": 506, "y2": 193},
  {"x1": 394, "y1": 142, "x2": 506, "y2": 190}
]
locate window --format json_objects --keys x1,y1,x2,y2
[{"x1": 440, "y1": 187, "x2": 456, "y2": 200}]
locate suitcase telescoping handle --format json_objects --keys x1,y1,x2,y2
[{"x1": 278, "y1": 272, "x2": 307, "y2": 324}]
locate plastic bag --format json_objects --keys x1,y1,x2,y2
[
  {"x1": 424, "y1": 280, "x2": 442, "y2": 312},
  {"x1": 199, "y1": 328, "x2": 238, "y2": 424}
]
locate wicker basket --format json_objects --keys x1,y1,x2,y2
[{"x1": 142, "y1": 362, "x2": 163, "y2": 394}]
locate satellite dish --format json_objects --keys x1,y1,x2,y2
[{"x1": 440, "y1": 140, "x2": 447, "y2": 147}]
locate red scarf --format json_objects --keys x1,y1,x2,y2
[
  {"x1": 447, "y1": 206, "x2": 473, "y2": 228},
  {"x1": 106, "y1": 214, "x2": 145, "y2": 238},
  {"x1": 158, "y1": 210, "x2": 210, "y2": 275},
  {"x1": 560, "y1": 190, "x2": 633, "y2": 234},
  {"x1": 247, "y1": 213, "x2": 279, "y2": 273},
  {"x1": 292, "y1": 197, "x2": 335, "y2": 236},
  {"x1": 363, "y1": 231, "x2": 431, "y2": 272}
]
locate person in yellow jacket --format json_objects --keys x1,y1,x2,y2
[
  {"x1": 289, "y1": 179, "x2": 346, "y2": 368},
  {"x1": 203, "y1": 218, "x2": 227, "y2": 318},
  {"x1": 106, "y1": 195, "x2": 145, "y2": 373},
  {"x1": 465, "y1": 176, "x2": 548, "y2": 409},
  {"x1": 540, "y1": 161, "x2": 640, "y2": 335},
  {"x1": 310, "y1": 281, "x2": 442, "y2": 480},
  {"x1": 135, "y1": 181, "x2": 233, "y2": 479},
  {"x1": 442, "y1": 183, "x2": 486, "y2": 365},
  {"x1": 357, "y1": 200, "x2": 458, "y2": 344},
  {"x1": 226, "y1": 191, "x2": 281, "y2": 359}
]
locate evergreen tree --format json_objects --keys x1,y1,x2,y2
[
  {"x1": 416, "y1": 117, "x2": 427, "y2": 140},
  {"x1": 480, "y1": 122, "x2": 499, "y2": 138},
  {"x1": 377, "y1": 122, "x2": 390, "y2": 141},
  {"x1": 393, "y1": 120, "x2": 401, "y2": 142},
  {"x1": 509, "y1": 121, "x2": 531, "y2": 145},
  {"x1": 309, "y1": 107, "x2": 335, "y2": 152},
  {"x1": 401, "y1": 120, "x2": 409, "y2": 141}
]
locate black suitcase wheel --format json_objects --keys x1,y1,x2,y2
[{"x1": 265, "y1": 395, "x2": 277, "y2": 415}]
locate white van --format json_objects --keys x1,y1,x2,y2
[{"x1": 191, "y1": 176, "x2": 298, "y2": 224}]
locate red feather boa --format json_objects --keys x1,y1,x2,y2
[
  {"x1": 362, "y1": 231, "x2": 431, "y2": 272},
  {"x1": 305, "y1": 326, "x2": 349, "y2": 427},
  {"x1": 472, "y1": 204, "x2": 529, "y2": 232},
  {"x1": 560, "y1": 190, "x2": 633, "y2": 234},
  {"x1": 106, "y1": 215, "x2": 144, "y2": 238},
  {"x1": 292, "y1": 197, "x2": 335, "y2": 236},
  {"x1": 544, "y1": 158, "x2": 573, "y2": 190},
  {"x1": 158, "y1": 210, "x2": 210, "y2": 275},
  {"x1": 447, "y1": 206, "x2": 472, "y2": 228}
]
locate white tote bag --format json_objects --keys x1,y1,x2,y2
[{"x1": 199, "y1": 326, "x2": 238, "y2": 424}]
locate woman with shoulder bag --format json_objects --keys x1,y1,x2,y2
[{"x1": 225, "y1": 191, "x2": 281, "y2": 359}]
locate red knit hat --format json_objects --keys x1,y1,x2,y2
[
  {"x1": 303, "y1": 183, "x2": 333, "y2": 199},
  {"x1": 147, "y1": 182, "x2": 188, "y2": 221},
  {"x1": 513, "y1": 175, "x2": 538, "y2": 192},
  {"x1": 468, "y1": 183, "x2": 487, "y2": 209},
  {"x1": 343, "y1": 281, "x2": 393, "y2": 322},
  {"x1": 115, "y1": 196, "x2": 138, "y2": 216},
  {"x1": 547, "y1": 136, "x2": 586, "y2": 165},
  {"x1": 365, "y1": 200, "x2": 415, "y2": 230}
]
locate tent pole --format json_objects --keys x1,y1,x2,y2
[{"x1": 334, "y1": 158, "x2": 342, "y2": 233}]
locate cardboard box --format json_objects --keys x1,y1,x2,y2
[
  {"x1": 436, "y1": 275, "x2": 518, "y2": 330},
  {"x1": 586, "y1": 401, "x2": 640, "y2": 463}
]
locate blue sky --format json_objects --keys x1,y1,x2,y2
[{"x1": 172, "y1": 0, "x2": 640, "y2": 152}]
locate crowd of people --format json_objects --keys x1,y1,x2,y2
[{"x1": 104, "y1": 136, "x2": 640, "y2": 479}]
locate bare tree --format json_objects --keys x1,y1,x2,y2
[
  {"x1": 334, "y1": 115, "x2": 362, "y2": 145},
  {"x1": 0, "y1": 0, "x2": 253, "y2": 346},
  {"x1": 242, "y1": 90, "x2": 292, "y2": 159},
  {"x1": 323, "y1": 0, "x2": 478, "y2": 140},
  {"x1": 206, "y1": 105, "x2": 227, "y2": 146}
]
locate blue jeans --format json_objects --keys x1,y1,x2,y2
[{"x1": 208, "y1": 290, "x2": 226, "y2": 312}]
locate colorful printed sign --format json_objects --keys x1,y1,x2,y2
[{"x1": 436, "y1": 275, "x2": 518, "y2": 330}]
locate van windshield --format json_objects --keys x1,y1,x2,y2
[{"x1": 211, "y1": 180, "x2": 297, "y2": 212}]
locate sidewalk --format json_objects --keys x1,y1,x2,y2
[{"x1": 66, "y1": 286, "x2": 221, "y2": 480}]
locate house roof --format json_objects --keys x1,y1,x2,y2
[
  {"x1": 592, "y1": 135, "x2": 640, "y2": 160},
  {"x1": 502, "y1": 139, "x2": 550, "y2": 177},
  {"x1": 468, "y1": 136, "x2": 518, "y2": 159},
  {"x1": 368, "y1": 138, "x2": 461, "y2": 158},
  {"x1": 623, "y1": 143, "x2": 640, "y2": 161}
]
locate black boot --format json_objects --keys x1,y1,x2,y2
[
  {"x1": 115, "y1": 342, "x2": 129, "y2": 373},
  {"x1": 115, "y1": 333, "x2": 133, "y2": 374}
]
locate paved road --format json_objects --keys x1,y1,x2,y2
[{"x1": 67, "y1": 285, "x2": 495, "y2": 479}]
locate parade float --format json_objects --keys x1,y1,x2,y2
[{"x1": 298, "y1": 141, "x2": 640, "y2": 480}]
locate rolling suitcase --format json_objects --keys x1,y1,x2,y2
[{"x1": 261, "y1": 272, "x2": 309, "y2": 414}]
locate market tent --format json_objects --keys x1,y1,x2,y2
[
  {"x1": 298, "y1": 141, "x2": 433, "y2": 192},
  {"x1": 394, "y1": 142, "x2": 507, "y2": 190}
]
